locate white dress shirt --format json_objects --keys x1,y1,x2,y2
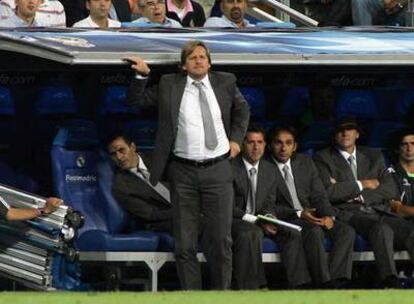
[
  {"x1": 73, "y1": 16, "x2": 121, "y2": 28},
  {"x1": 173, "y1": 74, "x2": 229, "y2": 160}
]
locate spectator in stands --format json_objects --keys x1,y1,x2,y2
[
  {"x1": 107, "y1": 133, "x2": 172, "y2": 233},
  {"x1": 61, "y1": 0, "x2": 130, "y2": 27},
  {"x1": 352, "y1": 0, "x2": 407, "y2": 26},
  {"x1": 310, "y1": 0, "x2": 353, "y2": 27},
  {"x1": 132, "y1": 0, "x2": 182, "y2": 27},
  {"x1": 204, "y1": 0, "x2": 254, "y2": 28},
  {"x1": 0, "y1": 196, "x2": 62, "y2": 221},
  {"x1": 0, "y1": 0, "x2": 66, "y2": 27},
  {"x1": 125, "y1": 40, "x2": 250, "y2": 290},
  {"x1": 314, "y1": 118, "x2": 414, "y2": 288},
  {"x1": 0, "y1": 0, "x2": 42, "y2": 27},
  {"x1": 388, "y1": 129, "x2": 414, "y2": 221},
  {"x1": 232, "y1": 125, "x2": 311, "y2": 289},
  {"x1": 267, "y1": 125, "x2": 355, "y2": 288},
  {"x1": 73, "y1": 0, "x2": 121, "y2": 28},
  {"x1": 165, "y1": 0, "x2": 206, "y2": 26}
]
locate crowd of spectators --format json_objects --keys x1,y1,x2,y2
[{"x1": 0, "y1": 0, "x2": 412, "y2": 28}]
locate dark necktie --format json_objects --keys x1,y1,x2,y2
[
  {"x1": 282, "y1": 165, "x2": 303, "y2": 211},
  {"x1": 193, "y1": 81, "x2": 218, "y2": 150},
  {"x1": 247, "y1": 167, "x2": 257, "y2": 214}
]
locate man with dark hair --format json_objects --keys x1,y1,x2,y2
[
  {"x1": 204, "y1": 0, "x2": 254, "y2": 28},
  {"x1": 267, "y1": 125, "x2": 355, "y2": 288},
  {"x1": 388, "y1": 129, "x2": 414, "y2": 221},
  {"x1": 314, "y1": 118, "x2": 414, "y2": 288},
  {"x1": 72, "y1": 0, "x2": 121, "y2": 28},
  {"x1": 124, "y1": 40, "x2": 250, "y2": 290},
  {"x1": 106, "y1": 134, "x2": 172, "y2": 232},
  {"x1": 231, "y1": 125, "x2": 311, "y2": 289},
  {"x1": 352, "y1": 0, "x2": 407, "y2": 26},
  {"x1": 132, "y1": 0, "x2": 182, "y2": 27}
]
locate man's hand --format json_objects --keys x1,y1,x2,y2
[
  {"x1": 330, "y1": 176, "x2": 337, "y2": 184},
  {"x1": 123, "y1": 56, "x2": 151, "y2": 76},
  {"x1": 43, "y1": 197, "x2": 63, "y2": 214},
  {"x1": 301, "y1": 208, "x2": 323, "y2": 225},
  {"x1": 360, "y1": 179, "x2": 380, "y2": 190},
  {"x1": 229, "y1": 141, "x2": 241, "y2": 159},
  {"x1": 260, "y1": 223, "x2": 278, "y2": 235},
  {"x1": 390, "y1": 199, "x2": 404, "y2": 214},
  {"x1": 321, "y1": 216, "x2": 335, "y2": 230}
]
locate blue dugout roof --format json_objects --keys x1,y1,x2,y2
[{"x1": 1, "y1": 27, "x2": 414, "y2": 65}]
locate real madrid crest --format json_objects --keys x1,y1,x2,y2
[{"x1": 76, "y1": 155, "x2": 86, "y2": 168}]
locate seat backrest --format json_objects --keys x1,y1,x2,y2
[
  {"x1": 35, "y1": 84, "x2": 77, "y2": 115},
  {"x1": 96, "y1": 154, "x2": 134, "y2": 234},
  {"x1": 367, "y1": 121, "x2": 404, "y2": 149},
  {"x1": 99, "y1": 85, "x2": 141, "y2": 116},
  {"x1": 240, "y1": 87, "x2": 265, "y2": 121},
  {"x1": 0, "y1": 86, "x2": 15, "y2": 116},
  {"x1": 336, "y1": 89, "x2": 378, "y2": 120},
  {"x1": 279, "y1": 87, "x2": 310, "y2": 118},
  {"x1": 51, "y1": 120, "x2": 107, "y2": 236}
]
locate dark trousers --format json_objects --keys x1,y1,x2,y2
[
  {"x1": 168, "y1": 159, "x2": 233, "y2": 290},
  {"x1": 232, "y1": 220, "x2": 313, "y2": 289},
  {"x1": 290, "y1": 219, "x2": 355, "y2": 286}
]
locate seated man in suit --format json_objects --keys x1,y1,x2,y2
[
  {"x1": 388, "y1": 128, "x2": 414, "y2": 221},
  {"x1": 268, "y1": 125, "x2": 355, "y2": 288},
  {"x1": 106, "y1": 133, "x2": 172, "y2": 233},
  {"x1": 314, "y1": 118, "x2": 414, "y2": 288},
  {"x1": 232, "y1": 125, "x2": 311, "y2": 289}
]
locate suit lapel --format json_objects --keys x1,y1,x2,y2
[
  {"x1": 170, "y1": 75, "x2": 186, "y2": 132},
  {"x1": 209, "y1": 73, "x2": 226, "y2": 113},
  {"x1": 332, "y1": 148, "x2": 355, "y2": 181},
  {"x1": 356, "y1": 149, "x2": 370, "y2": 179},
  {"x1": 256, "y1": 161, "x2": 267, "y2": 211}
]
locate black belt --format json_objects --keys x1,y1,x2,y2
[{"x1": 171, "y1": 152, "x2": 230, "y2": 168}]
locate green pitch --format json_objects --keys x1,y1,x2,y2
[{"x1": 0, "y1": 291, "x2": 414, "y2": 304}]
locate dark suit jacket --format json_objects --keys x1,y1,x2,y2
[
  {"x1": 112, "y1": 154, "x2": 172, "y2": 227},
  {"x1": 62, "y1": 0, "x2": 131, "y2": 26},
  {"x1": 128, "y1": 71, "x2": 250, "y2": 185},
  {"x1": 268, "y1": 153, "x2": 336, "y2": 221},
  {"x1": 232, "y1": 156, "x2": 284, "y2": 219},
  {"x1": 166, "y1": 0, "x2": 206, "y2": 27},
  {"x1": 313, "y1": 146, "x2": 396, "y2": 215}
]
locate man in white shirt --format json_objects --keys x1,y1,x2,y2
[
  {"x1": 314, "y1": 118, "x2": 414, "y2": 288},
  {"x1": 73, "y1": 0, "x2": 121, "y2": 28},
  {"x1": 204, "y1": 0, "x2": 254, "y2": 28},
  {"x1": 125, "y1": 40, "x2": 250, "y2": 290},
  {"x1": 268, "y1": 125, "x2": 355, "y2": 288},
  {"x1": 132, "y1": 0, "x2": 182, "y2": 27},
  {"x1": 0, "y1": 0, "x2": 66, "y2": 27},
  {"x1": 231, "y1": 125, "x2": 311, "y2": 289},
  {"x1": 0, "y1": 0, "x2": 42, "y2": 27}
]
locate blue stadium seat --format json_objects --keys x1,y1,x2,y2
[
  {"x1": 99, "y1": 86, "x2": 140, "y2": 116},
  {"x1": 0, "y1": 86, "x2": 17, "y2": 155},
  {"x1": 262, "y1": 237, "x2": 280, "y2": 253},
  {"x1": 0, "y1": 160, "x2": 39, "y2": 193},
  {"x1": 396, "y1": 90, "x2": 414, "y2": 119},
  {"x1": 240, "y1": 87, "x2": 266, "y2": 121},
  {"x1": 0, "y1": 86, "x2": 15, "y2": 116},
  {"x1": 35, "y1": 84, "x2": 77, "y2": 115},
  {"x1": 300, "y1": 121, "x2": 334, "y2": 153},
  {"x1": 51, "y1": 120, "x2": 159, "y2": 252},
  {"x1": 123, "y1": 120, "x2": 158, "y2": 152},
  {"x1": 367, "y1": 121, "x2": 404, "y2": 149},
  {"x1": 279, "y1": 87, "x2": 310, "y2": 118},
  {"x1": 336, "y1": 89, "x2": 378, "y2": 120}
]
